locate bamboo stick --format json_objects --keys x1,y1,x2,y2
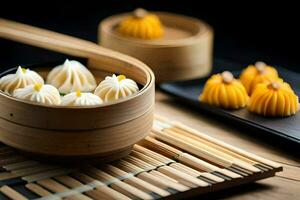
[
  {"x1": 114, "y1": 159, "x2": 189, "y2": 192},
  {"x1": 133, "y1": 144, "x2": 175, "y2": 165},
  {"x1": 55, "y1": 175, "x2": 117, "y2": 200},
  {"x1": 37, "y1": 178, "x2": 92, "y2": 200},
  {"x1": 157, "y1": 166, "x2": 209, "y2": 188},
  {"x1": 150, "y1": 130, "x2": 254, "y2": 176},
  {"x1": 23, "y1": 168, "x2": 76, "y2": 183},
  {"x1": 85, "y1": 166, "x2": 154, "y2": 199},
  {"x1": 3, "y1": 161, "x2": 40, "y2": 171},
  {"x1": 127, "y1": 153, "x2": 209, "y2": 188},
  {"x1": 0, "y1": 185, "x2": 28, "y2": 200},
  {"x1": 134, "y1": 144, "x2": 224, "y2": 183},
  {"x1": 155, "y1": 116, "x2": 281, "y2": 169},
  {"x1": 55, "y1": 175, "x2": 93, "y2": 197},
  {"x1": 123, "y1": 155, "x2": 156, "y2": 172},
  {"x1": 104, "y1": 164, "x2": 170, "y2": 197},
  {"x1": 130, "y1": 151, "x2": 162, "y2": 167},
  {"x1": 113, "y1": 159, "x2": 145, "y2": 175},
  {"x1": 71, "y1": 172, "x2": 131, "y2": 200},
  {"x1": 0, "y1": 172, "x2": 17, "y2": 181},
  {"x1": 0, "y1": 164, "x2": 60, "y2": 183},
  {"x1": 162, "y1": 128, "x2": 260, "y2": 173},
  {"x1": 152, "y1": 127, "x2": 260, "y2": 174},
  {"x1": 149, "y1": 170, "x2": 181, "y2": 185},
  {"x1": 25, "y1": 183, "x2": 53, "y2": 198},
  {"x1": 141, "y1": 136, "x2": 242, "y2": 179},
  {"x1": 13, "y1": 165, "x2": 59, "y2": 176},
  {"x1": 164, "y1": 127, "x2": 272, "y2": 171},
  {"x1": 170, "y1": 163, "x2": 224, "y2": 183},
  {"x1": 37, "y1": 178, "x2": 70, "y2": 194},
  {"x1": 37, "y1": 179, "x2": 91, "y2": 200},
  {"x1": 171, "y1": 127, "x2": 256, "y2": 163}
]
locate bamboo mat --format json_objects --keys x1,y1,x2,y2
[{"x1": 0, "y1": 116, "x2": 282, "y2": 200}]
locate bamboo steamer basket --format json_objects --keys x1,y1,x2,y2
[
  {"x1": 99, "y1": 10, "x2": 214, "y2": 83},
  {"x1": 0, "y1": 19, "x2": 155, "y2": 162}
]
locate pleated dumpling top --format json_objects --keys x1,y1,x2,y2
[
  {"x1": 94, "y1": 74, "x2": 139, "y2": 102},
  {"x1": 240, "y1": 61, "x2": 279, "y2": 95},
  {"x1": 117, "y1": 8, "x2": 164, "y2": 39},
  {"x1": 248, "y1": 80, "x2": 299, "y2": 117},
  {"x1": 46, "y1": 59, "x2": 97, "y2": 94},
  {"x1": 13, "y1": 83, "x2": 61, "y2": 105},
  {"x1": 200, "y1": 71, "x2": 249, "y2": 109},
  {"x1": 61, "y1": 90, "x2": 103, "y2": 106},
  {"x1": 0, "y1": 66, "x2": 44, "y2": 95}
]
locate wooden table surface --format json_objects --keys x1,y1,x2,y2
[{"x1": 155, "y1": 91, "x2": 300, "y2": 200}]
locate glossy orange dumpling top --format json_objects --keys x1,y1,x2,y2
[
  {"x1": 248, "y1": 80, "x2": 299, "y2": 117},
  {"x1": 199, "y1": 71, "x2": 249, "y2": 109},
  {"x1": 117, "y1": 8, "x2": 164, "y2": 39},
  {"x1": 240, "y1": 61, "x2": 279, "y2": 95}
]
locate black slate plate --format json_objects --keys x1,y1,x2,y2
[{"x1": 160, "y1": 59, "x2": 300, "y2": 144}]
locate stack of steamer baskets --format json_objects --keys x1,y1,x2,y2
[
  {"x1": 0, "y1": 19, "x2": 155, "y2": 162},
  {"x1": 99, "y1": 8, "x2": 214, "y2": 83}
]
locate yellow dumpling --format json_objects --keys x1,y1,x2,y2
[
  {"x1": 240, "y1": 61, "x2": 279, "y2": 95},
  {"x1": 117, "y1": 8, "x2": 164, "y2": 39},
  {"x1": 248, "y1": 80, "x2": 299, "y2": 117},
  {"x1": 200, "y1": 71, "x2": 249, "y2": 109}
]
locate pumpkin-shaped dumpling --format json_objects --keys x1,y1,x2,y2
[
  {"x1": 239, "y1": 61, "x2": 279, "y2": 95},
  {"x1": 199, "y1": 71, "x2": 249, "y2": 109},
  {"x1": 117, "y1": 8, "x2": 164, "y2": 39},
  {"x1": 248, "y1": 80, "x2": 299, "y2": 117}
]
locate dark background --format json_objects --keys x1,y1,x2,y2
[
  {"x1": 0, "y1": 1, "x2": 299, "y2": 72},
  {"x1": 0, "y1": 2, "x2": 299, "y2": 199}
]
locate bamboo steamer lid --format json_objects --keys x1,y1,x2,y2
[
  {"x1": 99, "y1": 9, "x2": 214, "y2": 83},
  {"x1": 0, "y1": 18, "x2": 155, "y2": 162}
]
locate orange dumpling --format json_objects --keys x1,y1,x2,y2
[
  {"x1": 199, "y1": 71, "x2": 249, "y2": 109},
  {"x1": 248, "y1": 80, "x2": 299, "y2": 117},
  {"x1": 117, "y1": 8, "x2": 164, "y2": 39},
  {"x1": 240, "y1": 61, "x2": 279, "y2": 95}
]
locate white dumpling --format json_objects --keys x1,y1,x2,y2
[
  {"x1": 94, "y1": 74, "x2": 139, "y2": 102},
  {"x1": 0, "y1": 66, "x2": 44, "y2": 95},
  {"x1": 46, "y1": 59, "x2": 97, "y2": 94},
  {"x1": 13, "y1": 83, "x2": 61, "y2": 105},
  {"x1": 61, "y1": 90, "x2": 103, "y2": 106}
]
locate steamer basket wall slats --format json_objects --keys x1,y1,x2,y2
[
  {"x1": 0, "y1": 116, "x2": 282, "y2": 199},
  {"x1": 0, "y1": 18, "x2": 155, "y2": 161}
]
